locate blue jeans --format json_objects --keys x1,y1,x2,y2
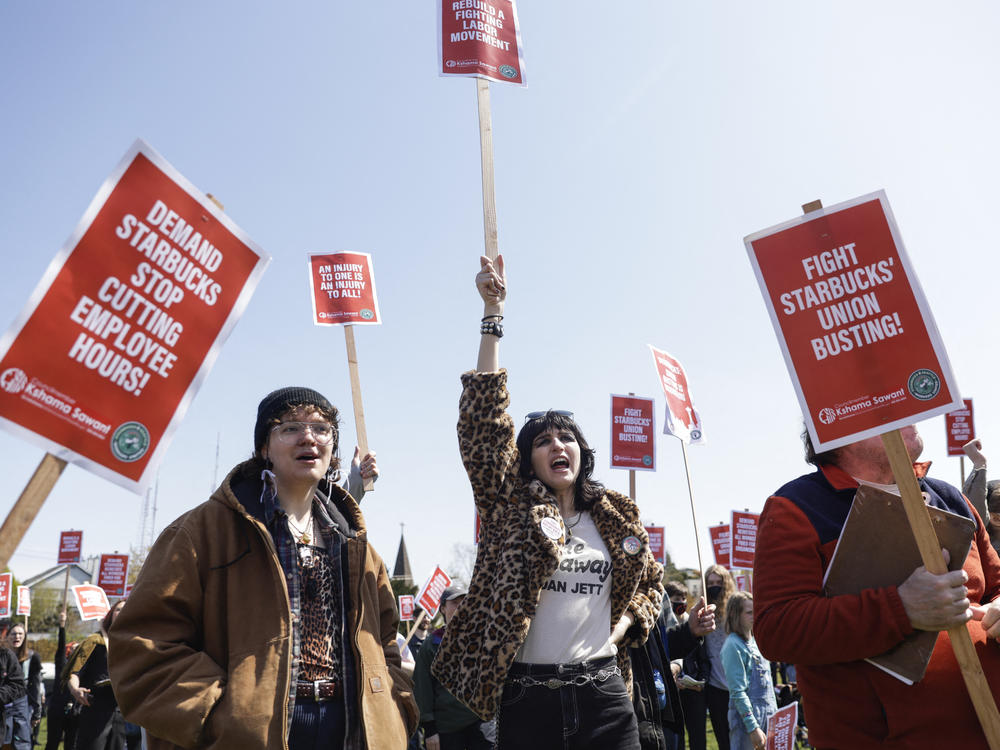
[
  {"x1": 289, "y1": 697, "x2": 346, "y2": 750},
  {"x1": 498, "y1": 657, "x2": 640, "y2": 750}
]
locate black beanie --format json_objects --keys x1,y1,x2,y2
[{"x1": 254, "y1": 387, "x2": 336, "y2": 453}]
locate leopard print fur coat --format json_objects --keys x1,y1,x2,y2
[{"x1": 432, "y1": 370, "x2": 664, "y2": 720}]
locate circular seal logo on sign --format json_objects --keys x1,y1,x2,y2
[
  {"x1": 818, "y1": 407, "x2": 836, "y2": 425},
  {"x1": 446, "y1": 59, "x2": 457, "y2": 68},
  {"x1": 642, "y1": 455, "x2": 652, "y2": 467},
  {"x1": 907, "y1": 369, "x2": 941, "y2": 401},
  {"x1": 0, "y1": 368, "x2": 28, "y2": 394},
  {"x1": 622, "y1": 536, "x2": 641, "y2": 556},
  {"x1": 690, "y1": 429, "x2": 702, "y2": 441},
  {"x1": 499, "y1": 64, "x2": 518, "y2": 79},
  {"x1": 359, "y1": 309, "x2": 375, "y2": 320},
  {"x1": 111, "y1": 422, "x2": 150, "y2": 463},
  {"x1": 540, "y1": 516, "x2": 562, "y2": 541}
]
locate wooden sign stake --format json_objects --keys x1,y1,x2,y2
[
  {"x1": 802, "y1": 197, "x2": 1000, "y2": 746},
  {"x1": 680, "y1": 442, "x2": 708, "y2": 600},
  {"x1": 0, "y1": 453, "x2": 67, "y2": 571},
  {"x1": 882, "y1": 429, "x2": 1000, "y2": 747},
  {"x1": 476, "y1": 79, "x2": 499, "y2": 262},
  {"x1": 344, "y1": 325, "x2": 374, "y2": 493}
]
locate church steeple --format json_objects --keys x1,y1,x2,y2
[{"x1": 391, "y1": 523, "x2": 414, "y2": 587}]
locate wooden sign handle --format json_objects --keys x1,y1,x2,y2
[
  {"x1": 403, "y1": 610, "x2": 428, "y2": 647},
  {"x1": 476, "y1": 78, "x2": 499, "y2": 262},
  {"x1": 882, "y1": 429, "x2": 1000, "y2": 747},
  {"x1": 344, "y1": 325, "x2": 374, "y2": 493},
  {"x1": 0, "y1": 453, "x2": 67, "y2": 571}
]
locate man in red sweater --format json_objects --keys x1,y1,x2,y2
[{"x1": 754, "y1": 425, "x2": 1000, "y2": 749}]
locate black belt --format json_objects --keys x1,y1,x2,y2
[{"x1": 294, "y1": 679, "x2": 342, "y2": 702}]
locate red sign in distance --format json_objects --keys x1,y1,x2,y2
[
  {"x1": 72, "y1": 584, "x2": 110, "y2": 621},
  {"x1": 416, "y1": 566, "x2": 453, "y2": 619},
  {"x1": 610, "y1": 395, "x2": 655, "y2": 471},
  {"x1": 308, "y1": 252, "x2": 381, "y2": 327},
  {"x1": 0, "y1": 573, "x2": 11, "y2": 617},
  {"x1": 766, "y1": 702, "x2": 798, "y2": 750},
  {"x1": 645, "y1": 526, "x2": 665, "y2": 564},
  {"x1": 709, "y1": 524, "x2": 731, "y2": 568},
  {"x1": 398, "y1": 595, "x2": 415, "y2": 622},
  {"x1": 98, "y1": 553, "x2": 129, "y2": 597},
  {"x1": 731, "y1": 512, "x2": 759, "y2": 570},
  {"x1": 745, "y1": 191, "x2": 962, "y2": 452},
  {"x1": 439, "y1": 0, "x2": 526, "y2": 85},
  {"x1": 16, "y1": 587, "x2": 30, "y2": 616},
  {"x1": 0, "y1": 141, "x2": 269, "y2": 492},
  {"x1": 945, "y1": 399, "x2": 975, "y2": 457},
  {"x1": 58, "y1": 530, "x2": 83, "y2": 564}
]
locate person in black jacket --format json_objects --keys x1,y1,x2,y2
[
  {"x1": 7, "y1": 622, "x2": 43, "y2": 735},
  {"x1": 630, "y1": 595, "x2": 716, "y2": 750},
  {"x1": 1, "y1": 638, "x2": 30, "y2": 750},
  {"x1": 46, "y1": 611, "x2": 78, "y2": 750}
]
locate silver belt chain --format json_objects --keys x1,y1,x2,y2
[{"x1": 510, "y1": 665, "x2": 621, "y2": 690}]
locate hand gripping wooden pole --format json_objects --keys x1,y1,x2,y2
[
  {"x1": 882, "y1": 429, "x2": 1000, "y2": 747},
  {"x1": 344, "y1": 325, "x2": 374, "y2": 493},
  {"x1": 476, "y1": 78, "x2": 499, "y2": 263},
  {"x1": 0, "y1": 452, "x2": 67, "y2": 571}
]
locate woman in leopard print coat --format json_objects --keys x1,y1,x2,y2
[{"x1": 433, "y1": 255, "x2": 664, "y2": 749}]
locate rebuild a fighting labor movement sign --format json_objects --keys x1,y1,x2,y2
[
  {"x1": 72, "y1": 584, "x2": 110, "y2": 621},
  {"x1": 648, "y1": 346, "x2": 705, "y2": 445},
  {"x1": 0, "y1": 141, "x2": 270, "y2": 492},
  {"x1": 745, "y1": 191, "x2": 962, "y2": 452},
  {"x1": 945, "y1": 399, "x2": 975, "y2": 457},
  {"x1": 308, "y1": 252, "x2": 381, "y2": 326},
  {"x1": 610, "y1": 394, "x2": 655, "y2": 471},
  {"x1": 58, "y1": 530, "x2": 83, "y2": 564},
  {"x1": 438, "y1": 0, "x2": 526, "y2": 85}
]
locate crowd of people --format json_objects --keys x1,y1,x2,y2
[{"x1": 3, "y1": 254, "x2": 1000, "y2": 750}]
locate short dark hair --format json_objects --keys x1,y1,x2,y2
[
  {"x1": 515, "y1": 411, "x2": 604, "y2": 511},
  {"x1": 665, "y1": 581, "x2": 689, "y2": 599},
  {"x1": 802, "y1": 424, "x2": 840, "y2": 467}
]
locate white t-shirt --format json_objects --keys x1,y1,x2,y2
[{"x1": 516, "y1": 511, "x2": 616, "y2": 664}]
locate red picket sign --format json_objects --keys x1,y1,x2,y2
[
  {"x1": 645, "y1": 526, "x2": 665, "y2": 564},
  {"x1": 72, "y1": 584, "x2": 110, "y2": 621},
  {"x1": 0, "y1": 140, "x2": 269, "y2": 491},
  {"x1": 438, "y1": 0, "x2": 527, "y2": 85},
  {"x1": 745, "y1": 191, "x2": 961, "y2": 452},
  {"x1": 730, "y1": 512, "x2": 759, "y2": 570},
  {"x1": 58, "y1": 530, "x2": 83, "y2": 564},
  {"x1": 766, "y1": 702, "x2": 799, "y2": 750},
  {"x1": 709, "y1": 524, "x2": 731, "y2": 568},
  {"x1": 945, "y1": 399, "x2": 975, "y2": 457},
  {"x1": 399, "y1": 595, "x2": 415, "y2": 622},
  {"x1": 610, "y1": 395, "x2": 656, "y2": 471},
  {"x1": 416, "y1": 566, "x2": 453, "y2": 619},
  {"x1": 308, "y1": 252, "x2": 381, "y2": 327},
  {"x1": 0, "y1": 573, "x2": 11, "y2": 617},
  {"x1": 16, "y1": 586, "x2": 30, "y2": 616},
  {"x1": 97, "y1": 553, "x2": 130, "y2": 597}
]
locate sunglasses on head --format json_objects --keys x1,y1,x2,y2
[{"x1": 524, "y1": 410, "x2": 574, "y2": 424}]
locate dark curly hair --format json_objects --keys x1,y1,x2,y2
[
  {"x1": 802, "y1": 424, "x2": 841, "y2": 467},
  {"x1": 248, "y1": 401, "x2": 341, "y2": 477},
  {"x1": 515, "y1": 411, "x2": 604, "y2": 511}
]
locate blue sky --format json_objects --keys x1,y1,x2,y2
[{"x1": 3, "y1": 2, "x2": 1000, "y2": 585}]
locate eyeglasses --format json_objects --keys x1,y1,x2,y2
[
  {"x1": 524, "y1": 409, "x2": 574, "y2": 423},
  {"x1": 271, "y1": 421, "x2": 336, "y2": 445}
]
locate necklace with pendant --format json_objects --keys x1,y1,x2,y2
[
  {"x1": 564, "y1": 512, "x2": 583, "y2": 539},
  {"x1": 288, "y1": 514, "x2": 313, "y2": 545}
]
